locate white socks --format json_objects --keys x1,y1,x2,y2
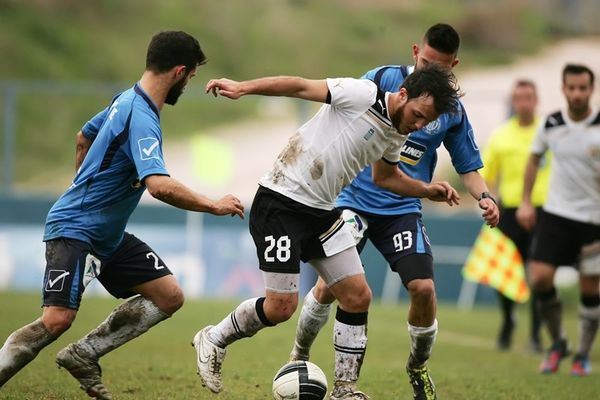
[
  {"x1": 576, "y1": 305, "x2": 600, "y2": 357},
  {"x1": 333, "y1": 307, "x2": 368, "y2": 383},
  {"x1": 407, "y1": 319, "x2": 438, "y2": 368},
  {"x1": 75, "y1": 295, "x2": 169, "y2": 358},
  {"x1": 208, "y1": 297, "x2": 272, "y2": 348},
  {"x1": 291, "y1": 289, "x2": 332, "y2": 360},
  {"x1": 0, "y1": 318, "x2": 56, "y2": 386}
]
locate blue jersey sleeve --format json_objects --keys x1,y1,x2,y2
[
  {"x1": 81, "y1": 93, "x2": 122, "y2": 141},
  {"x1": 127, "y1": 104, "x2": 169, "y2": 181},
  {"x1": 81, "y1": 107, "x2": 109, "y2": 141},
  {"x1": 442, "y1": 102, "x2": 483, "y2": 174}
]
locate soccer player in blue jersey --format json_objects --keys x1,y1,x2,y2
[
  {"x1": 0, "y1": 31, "x2": 244, "y2": 399},
  {"x1": 289, "y1": 23, "x2": 499, "y2": 399}
]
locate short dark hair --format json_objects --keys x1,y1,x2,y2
[
  {"x1": 562, "y1": 63, "x2": 594, "y2": 86},
  {"x1": 514, "y1": 79, "x2": 537, "y2": 94},
  {"x1": 401, "y1": 63, "x2": 462, "y2": 115},
  {"x1": 424, "y1": 23, "x2": 460, "y2": 56},
  {"x1": 146, "y1": 31, "x2": 207, "y2": 73}
]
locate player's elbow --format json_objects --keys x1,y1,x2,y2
[
  {"x1": 145, "y1": 175, "x2": 172, "y2": 201},
  {"x1": 372, "y1": 174, "x2": 392, "y2": 191}
]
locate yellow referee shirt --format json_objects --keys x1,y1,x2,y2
[{"x1": 481, "y1": 116, "x2": 551, "y2": 208}]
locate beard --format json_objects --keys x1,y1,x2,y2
[
  {"x1": 568, "y1": 98, "x2": 589, "y2": 116},
  {"x1": 165, "y1": 76, "x2": 187, "y2": 105},
  {"x1": 391, "y1": 110, "x2": 404, "y2": 134}
]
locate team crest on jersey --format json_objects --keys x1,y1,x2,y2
[
  {"x1": 423, "y1": 119, "x2": 441, "y2": 134},
  {"x1": 400, "y1": 139, "x2": 427, "y2": 166},
  {"x1": 138, "y1": 137, "x2": 160, "y2": 160}
]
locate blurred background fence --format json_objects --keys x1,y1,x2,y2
[{"x1": 0, "y1": 195, "x2": 494, "y2": 303}]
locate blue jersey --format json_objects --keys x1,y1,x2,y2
[
  {"x1": 336, "y1": 65, "x2": 482, "y2": 215},
  {"x1": 44, "y1": 83, "x2": 169, "y2": 256}
]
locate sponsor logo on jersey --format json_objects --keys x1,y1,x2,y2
[
  {"x1": 423, "y1": 119, "x2": 441, "y2": 134},
  {"x1": 400, "y1": 139, "x2": 427, "y2": 165},
  {"x1": 138, "y1": 137, "x2": 160, "y2": 160},
  {"x1": 363, "y1": 127, "x2": 375, "y2": 141}
]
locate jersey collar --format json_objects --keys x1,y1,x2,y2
[{"x1": 134, "y1": 83, "x2": 160, "y2": 119}]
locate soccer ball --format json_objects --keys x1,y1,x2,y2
[{"x1": 272, "y1": 360, "x2": 328, "y2": 400}]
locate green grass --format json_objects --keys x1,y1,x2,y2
[{"x1": 1, "y1": 291, "x2": 599, "y2": 399}]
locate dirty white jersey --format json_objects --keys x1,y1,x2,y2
[
  {"x1": 259, "y1": 78, "x2": 408, "y2": 210},
  {"x1": 531, "y1": 107, "x2": 600, "y2": 224}
]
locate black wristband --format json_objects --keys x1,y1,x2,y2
[{"x1": 479, "y1": 191, "x2": 497, "y2": 205}]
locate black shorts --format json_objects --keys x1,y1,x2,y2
[
  {"x1": 530, "y1": 210, "x2": 600, "y2": 267},
  {"x1": 497, "y1": 206, "x2": 541, "y2": 260},
  {"x1": 250, "y1": 186, "x2": 344, "y2": 273},
  {"x1": 353, "y1": 211, "x2": 434, "y2": 285},
  {"x1": 42, "y1": 232, "x2": 172, "y2": 309}
]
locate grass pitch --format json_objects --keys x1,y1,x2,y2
[{"x1": 1, "y1": 291, "x2": 599, "y2": 399}]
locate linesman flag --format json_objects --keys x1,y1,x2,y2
[{"x1": 462, "y1": 225, "x2": 530, "y2": 303}]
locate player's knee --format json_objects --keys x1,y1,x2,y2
[
  {"x1": 264, "y1": 295, "x2": 298, "y2": 324},
  {"x1": 339, "y1": 284, "x2": 372, "y2": 312},
  {"x1": 313, "y1": 281, "x2": 335, "y2": 304},
  {"x1": 408, "y1": 279, "x2": 436, "y2": 303},
  {"x1": 528, "y1": 265, "x2": 554, "y2": 291},
  {"x1": 159, "y1": 285, "x2": 185, "y2": 316},
  {"x1": 41, "y1": 308, "x2": 76, "y2": 337}
]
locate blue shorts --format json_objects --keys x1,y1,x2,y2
[
  {"x1": 42, "y1": 232, "x2": 172, "y2": 309},
  {"x1": 349, "y1": 210, "x2": 434, "y2": 285}
]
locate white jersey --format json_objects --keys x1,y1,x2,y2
[
  {"x1": 530, "y1": 107, "x2": 600, "y2": 224},
  {"x1": 259, "y1": 78, "x2": 408, "y2": 210}
]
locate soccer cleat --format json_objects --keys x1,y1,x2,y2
[
  {"x1": 289, "y1": 347, "x2": 310, "y2": 362},
  {"x1": 192, "y1": 325, "x2": 226, "y2": 393},
  {"x1": 539, "y1": 339, "x2": 570, "y2": 374},
  {"x1": 570, "y1": 355, "x2": 591, "y2": 377},
  {"x1": 56, "y1": 343, "x2": 112, "y2": 400},
  {"x1": 329, "y1": 381, "x2": 370, "y2": 400},
  {"x1": 406, "y1": 364, "x2": 436, "y2": 400}
]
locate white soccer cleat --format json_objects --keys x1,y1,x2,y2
[
  {"x1": 330, "y1": 381, "x2": 370, "y2": 400},
  {"x1": 192, "y1": 325, "x2": 226, "y2": 393}
]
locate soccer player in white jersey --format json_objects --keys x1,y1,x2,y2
[
  {"x1": 289, "y1": 23, "x2": 500, "y2": 400},
  {"x1": 193, "y1": 64, "x2": 462, "y2": 399},
  {"x1": 517, "y1": 64, "x2": 600, "y2": 376}
]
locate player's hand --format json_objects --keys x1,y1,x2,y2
[
  {"x1": 479, "y1": 197, "x2": 499, "y2": 228},
  {"x1": 516, "y1": 202, "x2": 535, "y2": 231},
  {"x1": 425, "y1": 181, "x2": 460, "y2": 206},
  {"x1": 205, "y1": 78, "x2": 244, "y2": 99},
  {"x1": 212, "y1": 194, "x2": 245, "y2": 219}
]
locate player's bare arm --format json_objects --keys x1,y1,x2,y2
[
  {"x1": 75, "y1": 130, "x2": 92, "y2": 171},
  {"x1": 205, "y1": 76, "x2": 329, "y2": 103},
  {"x1": 460, "y1": 170, "x2": 500, "y2": 227},
  {"x1": 145, "y1": 175, "x2": 244, "y2": 218},
  {"x1": 371, "y1": 159, "x2": 460, "y2": 206},
  {"x1": 516, "y1": 153, "x2": 542, "y2": 231}
]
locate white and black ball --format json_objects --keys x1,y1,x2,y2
[{"x1": 272, "y1": 360, "x2": 328, "y2": 400}]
